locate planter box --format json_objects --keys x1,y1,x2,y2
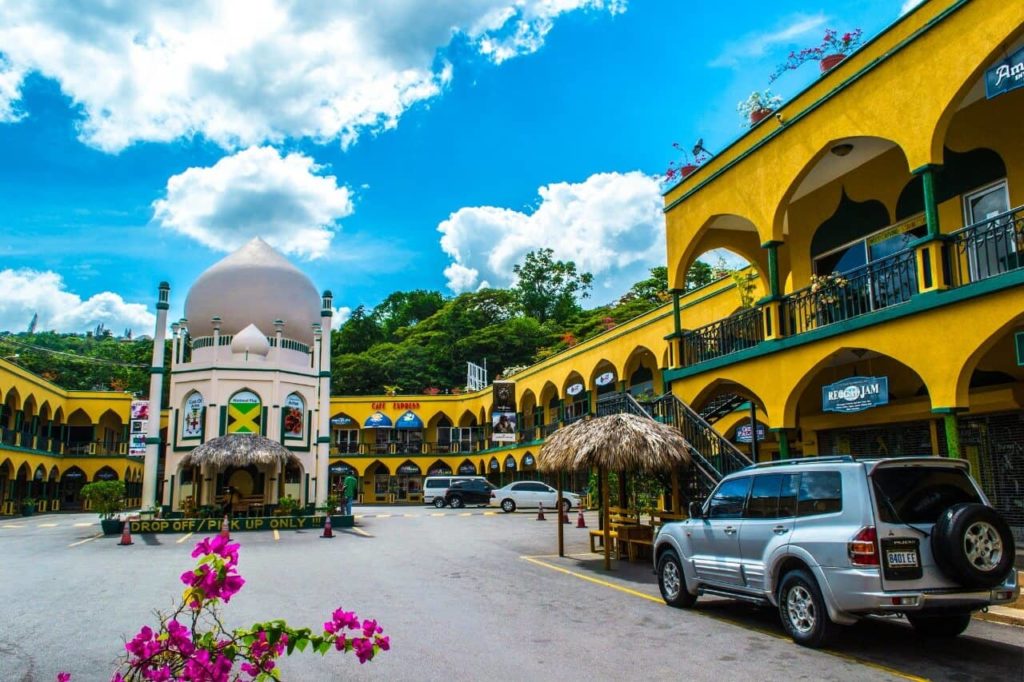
[{"x1": 100, "y1": 518, "x2": 125, "y2": 535}]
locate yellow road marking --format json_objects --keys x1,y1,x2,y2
[
  {"x1": 521, "y1": 555, "x2": 928, "y2": 682},
  {"x1": 2, "y1": 524, "x2": 25, "y2": 529},
  {"x1": 460, "y1": 512, "x2": 471, "y2": 517},
  {"x1": 354, "y1": 514, "x2": 365, "y2": 519},
  {"x1": 273, "y1": 529, "x2": 280, "y2": 541},
  {"x1": 39, "y1": 523, "x2": 58, "y2": 527},
  {"x1": 403, "y1": 514, "x2": 417, "y2": 518},
  {"x1": 68, "y1": 532, "x2": 103, "y2": 547},
  {"x1": 176, "y1": 531, "x2": 195, "y2": 544},
  {"x1": 377, "y1": 514, "x2": 391, "y2": 518},
  {"x1": 483, "y1": 511, "x2": 497, "y2": 516},
  {"x1": 350, "y1": 527, "x2": 373, "y2": 537},
  {"x1": 430, "y1": 513, "x2": 445, "y2": 517},
  {"x1": 73, "y1": 522, "x2": 94, "y2": 527}
]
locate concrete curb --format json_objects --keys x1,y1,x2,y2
[{"x1": 975, "y1": 605, "x2": 1024, "y2": 627}]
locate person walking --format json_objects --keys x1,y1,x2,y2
[{"x1": 342, "y1": 474, "x2": 357, "y2": 516}]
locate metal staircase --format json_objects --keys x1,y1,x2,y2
[
  {"x1": 596, "y1": 391, "x2": 754, "y2": 505},
  {"x1": 699, "y1": 392, "x2": 746, "y2": 425}
]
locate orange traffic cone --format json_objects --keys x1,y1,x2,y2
[
  {"x1": 536, "y1": 501, "x2": 546, "y2": 521},
  {"x1": 576, "y1": 507, "x2": 587, "y2": 528},
  {"x1": 219, "y1": 515, "x2": 231, "y2": 540},
  {"x1": 118, "y1": 518, "x2": 134, "y2": 546},
  {"x1": 321, "y1": 514, "x2": 335, "y2": 539}
]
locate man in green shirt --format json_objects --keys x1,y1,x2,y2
[{"x1": 342, "y1": 474, "x2": 357, "y2": 516}]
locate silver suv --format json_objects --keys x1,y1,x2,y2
[{"x1": 653, "y1": 456, "x2": 1019, "y2": 647}]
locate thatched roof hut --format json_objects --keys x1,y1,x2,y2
[
  {"x1": 183, "y1": 434, "x2": 298, "y2": 468},
  {"x1": 537, "y1": 413, "x2": 693, "y2": 569},
  {"x1": 537, "y1": 413, "x2": 692, "y2": 473}
]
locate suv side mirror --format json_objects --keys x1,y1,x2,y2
[{"x1": 688, "y1": 501, "x2": 704, "y2": 519}]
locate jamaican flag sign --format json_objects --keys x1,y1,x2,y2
[{"x1": 228, "y1": 390, "x2": 262, "y2": 433}]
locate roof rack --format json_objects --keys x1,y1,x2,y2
[{"x1": 745, "y1": 455, "x2": 857, "y2": 470}]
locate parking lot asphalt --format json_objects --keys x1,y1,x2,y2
[{"x1": 1, "y1": 507, "x2": 1021, "y2": 682}]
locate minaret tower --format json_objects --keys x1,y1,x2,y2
[
  {"x1": 141, "y1": 281, "x2": 170, "y2": 507},
  {"x1": 314, "y1": 290, "x2": 333, "y2": 506}
]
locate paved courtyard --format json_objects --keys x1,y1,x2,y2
[{"x1": 1, "y1": 507, "x2": 1021, "y2": 682}]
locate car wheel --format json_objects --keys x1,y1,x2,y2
[
  {"x1": 449, "y1": 496, "x2": 464, "y2": 509},
  {"x1": 931, "y1": 503, "x2": 1015, "y2": 589},
  {"x1": 501, "y1": 499, "x2": 516, "y2": 513},
  {"x1": 657, "y1": 550, "x2": 696, "y2": 608},
  {"x1": 906, "y1": 612, "x2": 972, "y2": 638},
  {"x1": 778, "y1": 570, "x2": 837, "y2": 648},
  {"x1": 561, "y1": 498, "x2": 571, "y2": 512},
  {"x1": 433, "y1": 497, "x2": 446, "y2": 509}
]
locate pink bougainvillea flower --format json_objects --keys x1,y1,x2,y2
[{"x1": 56, "y1": 674, "x2": 71, "y2": 682}]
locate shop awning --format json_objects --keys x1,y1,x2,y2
[
  {"x1": 395, "y1": 410, "x2": 424, "y2": 430},
  {"x1": 363, "y1": 412, "x2": 393, "y2": 428}
]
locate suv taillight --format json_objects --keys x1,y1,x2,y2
[{"x1": 849, "y1": 526, "x2": 879, "y2": 567}]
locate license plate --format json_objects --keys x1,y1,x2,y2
[
  {"x1": 886, "y1": 550, "x2": 918, "y2": 567},
  {"x1": 881, "y1": 537, "x2": 922, "y2": 580}
]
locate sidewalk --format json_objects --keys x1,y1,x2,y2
[{"x1": 974, "y1": 570, "x2": 1023, "y2": 627}]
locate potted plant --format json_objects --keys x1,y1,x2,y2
[
  {"x1": 20, "y1": 497, "x2": 38, "y2": 517},
  {"x1": 80, "y1": 480, "x2": 126, "y2": 535},
  {"x1": 276, "y1": 494, "x2": 299, "y2": 516},
  {"x1": 737, "y1": 90, "x2": 782, "y2": 126},
  {"x1": 664, "y1": 142, "x2": 701, "y2": 183},
  {"x1": 769, "y1": 28, "x2": 863, "y2": 82}
]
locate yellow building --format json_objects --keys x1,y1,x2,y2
[{"x1": 1, "y1": 0, "x2": 1021, "y2": 539}]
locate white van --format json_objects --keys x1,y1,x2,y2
[{"x1": 423, "y1": 475, "x2": 487, "y2": 505}]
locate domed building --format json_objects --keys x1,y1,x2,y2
[{"x1": 146, "y1": 238, "x2": 334, "y2": 514}]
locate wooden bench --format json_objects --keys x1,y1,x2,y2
[
  {"x1": 619, "y1": 524, "x2": 655, "y2": 562},
  {"x1": 589, "y1": 507, "x2": 640, "y2": 556}
]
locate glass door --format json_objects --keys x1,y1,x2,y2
[{"x1": 963, "y1": 181, "x2": 1012, "y2": 281}]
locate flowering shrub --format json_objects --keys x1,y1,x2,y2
[
  {"x1": 737, "y1": 90, "x2": 782, "y2": 124},
  {"x1": 769, "y1": 28, "x2": 863, "y2": 83},
  {"x1": 809, "y1": 272, "x2": 849, "y2": 305},
  {"x1": 664, "y1": 142, "x2": 700, "y2": 182},
  {"x1": 58, "y1": 535, "x2": 389, "y2": 681}
]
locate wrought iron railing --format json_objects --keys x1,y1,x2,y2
[
  {"x1": 596, "y1": 392, "x2": 650, "y2": 418},
  {"x1": 681, "y1": 307, "x2": 764, "y2": 365},
  {"x1": 947, "y1": 205, "x2": 1024, "y2": 286},
  {"x1": 781, "y1": 249, "x2": 917, "y2": 335},
  {"x1": 651, "y1": 393, "x2": 753, "y2": 484}
]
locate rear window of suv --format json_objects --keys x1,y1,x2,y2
[{"x1": 872, "y1": 466, "x2": 982, "y2": 524}]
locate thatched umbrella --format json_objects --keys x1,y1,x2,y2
[
  {"x1": 538, "y1": 413, "x2": 692, "y2": 569},
  {"x1": 184, "y1": 434, "x2": 298, "y2": 468}
]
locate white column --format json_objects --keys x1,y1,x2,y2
[
  {"x1": 314, "y1": 290, "x2": 333, "y2": 506},
  {"x1": 141, "y1": 282, "x2": 170, "y2": 508}
]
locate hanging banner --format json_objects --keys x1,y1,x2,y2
[
  {"x1": 129, "y1": 433, "x2": 147, "y2": 457},
  {"x1": 566, "y1": 382, "x2": 585, "y2": 396},
  {"x1": 129, "y1": 399, "x2": 149, "y2": 456},
  {"x1": 130, "y1": 400, "x2": 150, "y2": 421},
  {"x1": 822, "y1": 376, "x2": 889, "y2": 413},
  {"x1": 228, "y1": 391, "x2": 262, "y2": 434},
  {"x1": 735, "y1": 421, "x2": 766, "y2": 443},
  {"x1": 283, "y1": 393, "x2": 305, "y2": 439},
  {"x1": 595, "y1": 371, "x2": 616, "y2": 387},
  {"x1": 182, "y1": 393, "x2": 204, "y2": 438},
  {"x1": 986, "y1": 46, "x2": 1024, "y2": 99},
  {"x1": 491, "y1": 381, "x2": 517, "y2": 444}
]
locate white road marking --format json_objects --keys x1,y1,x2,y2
[
  {"x1": 176, "y1": 532, "x2": 195, "y2": 544},
  {"x1": 39, "y1": 523, "x2": 58, "y2": 528},
  {"x1": 2, "y1": 524, "x2": 24, "y2": 529},
  {"x1": 273, "y1": 529, "x2": 280, "y2": 541},
  {"x1": 73, "y1": 523, "x2": 94, "y2": 527},
  {"x1": 350, "y1": 527, "x2": 373, "y2": 537},
  {"x1": 68, "y1": 533, "x2": 103, "y2": 547}
]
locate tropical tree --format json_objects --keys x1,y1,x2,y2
[{"x1": 512, "y1": 248, "x2": 593, "y2": 324}]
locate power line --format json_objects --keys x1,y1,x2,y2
[{"x1": 0, "y1": 337, "x2": 150, "y2": 368}]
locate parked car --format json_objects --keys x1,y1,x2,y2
[
  {"x1": 653, "y1": 456, "x2": 1018, "y2": 648},
  {"x1": 443, "y1": 479, "x2": 496, "y2": 509},
  {"x1": 489, "y1": 481, "x2": 581, "y2": 513},
  {"x1": 424, "y1": 475, "x2": 487, "y2": 505}
]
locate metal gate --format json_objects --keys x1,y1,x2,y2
[{"x1": 959, "y1": 412, "x2": 1024, "y2": 542}]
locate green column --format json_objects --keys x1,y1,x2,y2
[
  {"x1": 671, "y1": 290, "x2": 682, "y2": 336},
  {"x1": 772, "y1": 428, "x2": 791, "y2": 460},
  {"x1": 917, "y1": 165, "x2": 941, "y2": 238},
  {"x1": 943, "y1": 414, "x2": 960, "y2": 459},
  {"x1": 763, "y1": 241, "x2": 781, "y2": 298}
]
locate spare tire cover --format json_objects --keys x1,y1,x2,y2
[{"x1": 931, "y1": 503, "x2": 1015, "y2": 589}]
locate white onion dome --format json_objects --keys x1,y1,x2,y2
[
  {"x1": 183, "y1": 238, "x2": 321, "y2": 343},
  {"x1": 231, "y1": 323, "x2": 271, "y2": 357}
]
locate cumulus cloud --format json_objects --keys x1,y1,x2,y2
[
  {"x1": 900, "y1": 0, "x2": 925, "y2": 15},
  {"x1": 438, "y1": 171, "x2": 664, "y2": 301},
  {"x1": 152, "y1": 146, "x2": 354, "y2": 259},
  {"x1": 0, "y1": 0, "x2": 624, "y2": 152},
  {"x1": 0, "y1": 269, "x2": 155, "y2": 333}
]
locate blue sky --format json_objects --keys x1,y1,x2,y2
[{"x1": 0, "y1": 0, "x2": 921, "y2": 334}]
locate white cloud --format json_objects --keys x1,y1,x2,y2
[
  {"x1": 709, "y1": 13, "x2": 828, "y2": 68},
  {"x1": 900, "y1": 0, "x2": 925, "y2": 15},
  {"x1": 152, "y1": 146, "x2": 354, "y2": 259},
  {"x1": 0, "y1": 269, "x2": 155, "y2": 333},
  {"x1": 0, "y1": 1, "x2": 624, "y2": 152},
  {"x1": 0, "y1": 54, "x2": 24, "y2": 122},
  {"x1": 438, "y1": 171, "x2": 664, "y2": 301},
  {"x1": 332, "y1": 307, "x2": 352, "y2": 330}
]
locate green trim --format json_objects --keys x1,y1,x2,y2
[
  {"x1": 765, "y1": 242, "x2": 780, "y2": 298},
  {"x1": 219, "y1": 406, "x2": 227, "y2": 436},
  {"x1": 663, "y1": 331, "x2": 683, "y2": 340},
  {"x1": 930, "y1": 407, "x2": 967, "y2": 415},
  {"x1": 319, "y1": 371, "x2": 331, "y2": 378},
  {"x1": 317, "y1": 436, "x2": 331, "y2": 444},
  {"x1": 672, "y1": 291, "x2": 682, "y2": 336},
  {"x1": 156, "y1": 302, "x2": 170, "y2": 310},
  {"x1": 149, "y1": 366, "x2": 165, "y2": 375},
  {"x1": 943, "y1": 414, "x2": 961, "y2": 459},
  {"x1": 770, "y1": 428, "x2": 792, "y2": 460},
  {"x1": 145, "y1": 437, "x2": 161, "y2": 445},
  {"x1": 680, "y1": 281, "x2": 738, "y2": 311},
  {"x1": 172, "y1": 366, "x2": 318, "y2": 378},
  {"x1": 665, "y1": 268, "x2": 1024, "y2": 382},
  {"x1": 663, "y1": 0, "x2": 970, "y2": 213},
  {"x1": 919, "y1": 166, "x2": 941, "y2": 238},
  {"x1": 321, "y1": 310, "x2": 333, "y2": 317}
]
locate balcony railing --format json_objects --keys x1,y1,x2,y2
[
  {"x1": 682, "y1": 306, "x2": 764, "y2": 365},
  {"x1": 781, "y1": 249, "x2": 918, "y2": 336},
  {"x1": 947, "y1": 205, "x2": 1024, "y2": 286}
]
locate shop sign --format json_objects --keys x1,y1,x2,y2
[
  {"x1": 523, "y1": 454, "x2": 535, "y2": 467},
  {"x1": 458, "y1": 463, "x2": 477, "y2": 475},
  {"x1": 735, "y1": 422, "x2": 766, "y2": 443},
  {"x1": 489, "y1": 458, "x2": 499, "y2": 471},
  {"x1": 986, "y1": 46, "x2": 1024, "y2": 99},
  {"x1": 566, "y1": 383, "x2": 584, "y2": 396},
  {"x1": 504, "y1": 455, "x2": 516, "y2": 470},
  {"x1": 130, "y1": 515, "x2": 352, "y2": 534},
  {"x1": 181, "y1": 393, "x2": 204, "y2": 438},
  {"x1": 130, "y1": 400, "x2": 149, "y2": 456},
  {"x1": 96, "y1": 469, "x2": 118, "y2": 480},
  {"x1": 130, "y1": 400, "x2": 150, "y2": 421},
  {"x1": 491, "y1": 411, "x2": 516, "y2": 443},
  {"x1": 595, "y1": 372, "x2": 616, "y2": 387},
  {"x1": 370, "y1": 401, "x2": 420, "y2": 411},
  {"x1": 129, "y1": 433, "x2": 146, "y2": 457},
  {"x1": 329, "y1": 463, "x2": 355, "y2": 475},
  {"x1": 822, "y1": 376, "x2": 889, "y2": 413},
  {"x1": 331, "y1": 416, "x2": 353, "y2": 426},
  {"x1": 397, "y1": 463, "x2": 421, "y2": 475},
  {"x1": 283, "y1": 394, "x2": 305, "y2": 439}
]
